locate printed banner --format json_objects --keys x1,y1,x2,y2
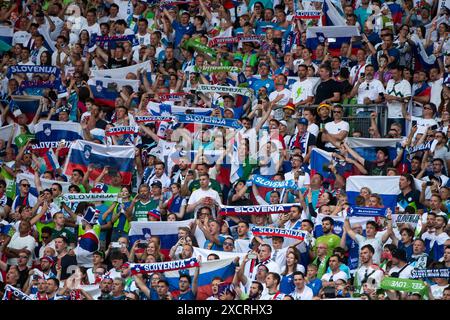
[
  {"x1": 407, "y1": 140, "x2": 437, "y2": 155},
  {"x1": 176, "y1": 114, "x2": 243, "y2": 129},
  {"x1": 251, "y1": 226, "x2": 305, "y2": 240},
  {"x1": 105, "y1": 126, "x2": 139, "y2": 136},
  {"x1": 61, "y1": 193, "x2": 119, "y2": 203},
  {"x1": 294, "y1": 10, "x2": 322, "y2": 19},
  {"x1": 394, "y1": 214, "x2": 420, "y2": 224},
  {"x1": 251, "y1": 174, "x2": 299, "y2": 190},
  {"x1": 219, "y1": 203, "x2": 297, "y2": 216},
  {"x1": 410, "y1": 269, "x2": 450, "y2": 279},
  {"x1": 90, "y1": 60, "x2": 151, "y2": 79},
  {"x1": 380, "y1": 277, "x2": 427, "y2": 296},
  {"x1": 208, "y1": 35, "x2": 265, "y2": 46},
  {"x1": 183, "y1": 38, "x2": 217, "y2": 58},
  {"x1": 135, "y1": 116, "x2": 175, "y2": 123},
  {"x1": 158, "y1": 92, "x2": 189, "y2": 101},
  {"x1": 197, "y1": 66, "x2": 241, "y2": 73},
  {"x1": 347, "y1": 206, "x2": 388, "y2": 217},
  {"x1": 196, "y1": 84, "x2": 254, "y2": 98},
  {"x1": 130, "y1": 257, "x2": 199, "y2": 275},
  {"x1": 18, "y1": 80, "x2": 55, "y2": 92},
  {"x1": 8, "y1": 65, "x2": 61, "y2": 79},
  {"x1": 2, "y1": 285, "x2": 32, "y2": 300}
]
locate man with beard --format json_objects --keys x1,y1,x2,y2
[{"x1": 97, "y1": 276, "x2": 114, "y2": 300}]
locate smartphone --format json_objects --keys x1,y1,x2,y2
[
  {"x1": 426, "y1": 181, "x2": 433, "y2": 186},
  {"x1": 137, "y1": 242, "x2": 148, "y2": 249},
  {"x1": 360, "y1": 72, "x2": 365, "y2": 78},
  {"x1": 411, "y1": 120, "x2": 417, "y2": 126},
  {"x1": 248, "y1": 252, "x2": 257, "y2": 260},
  {"x1": 273, "y1": 37, "x2": 282, "y2": 46},
  {"x1": 323, "y1": 286, "x2": 336, "y2": 299},
  {"x1": 111, "y1": 242, "x2": 121, "y2": 248},
  {"x1": 430, "y1": 124, "x2": 438, "y2": 131}
]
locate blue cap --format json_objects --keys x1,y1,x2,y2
[{"x1": 298, "y1": 118, "x2": 308, "y2": 125}]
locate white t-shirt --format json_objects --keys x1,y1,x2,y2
[
  {"x1": 85, "y1": 23, "x2": 101, "y2": 36},
  {"x1": 187, "y1": 188, "x2": 222, "y2": 207},
  {"x1": 354, "y1": 234, "x2": 384, "y2": 264},
  {"x1": 388, "y1": 264, "x2": 414, "y2": 279},
  {"x1": 385, "y1": 79, "x2": 412, "y2": 118},
  {"x1": 321, "y1": 270, "x2": 348, "y2": 282},
  {"x1": 115, "y1": 0, "x2": 134, "y2": 19},
  {"x1": 324, "y1": 120, "x2": 349, "y2": 149},
  {"x1": 307, "y1": 123, "x2": 319, "y2": 137},
  {"x1": 290, "y1": 286, "x2": 314, "y2": 300},
  {"x1": 291, "y1": 79, "x2": 314, "y2": 105},
  {"x1": 7, "y1": 233, "x2": 37, "y2": 267},
  {"x1": 430, "y1": 284, "x2": 447, "y2": 299},
  {"x1": 269, "y1": 88, "x2": 292, "y2": 120},
  {"x1": 356, "y1": 79, "x2": 385, "y2": 105},
  {"x1": 12, "y1": 31, "x2": 31, "y2": 46},
  {"x1": 284, "y1": 171, "x2": 310, "y2": 189},
  {"x1": 429, "y1": 78, "x2": 443, "y2": 107}
]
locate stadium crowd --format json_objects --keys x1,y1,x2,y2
[{"x1": 0, "y1": 0, "x2": 449, "y2": 301}]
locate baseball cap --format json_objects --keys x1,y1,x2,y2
[
  {"x1": 279, "y1": 120, "x2": 288, "y2": 127},
  {"x1": 317, "y1": 103, "x2": 332, "y2": 112},
  {"x1": 283, "y1": 103, "x2": 295, "y2": 112},
  {"x1": 151, "y1": 180, "x2": 162, "y2": 188},
  {"x1": 234, "y1": 55, "x2": 243, "y2": 61},
  {"x1": 298, "y1": 118, "x2": 308, "y2": 126}
]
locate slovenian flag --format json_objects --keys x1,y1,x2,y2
[
  {"x1": 0, "y1": 26, "x2": 13, "y2": 46},
  {"x1": 164, "y1": 258, "x2": 237, "y2": 300},
  {"x1": 310, "y1": 148, "x2": 333, "y2": 177},
  {"x1": 346, "y1": 175, "x2": 421, "y2": 211},
  {"x1": 34, "y1": 120, "x2": 83, "y2": 149},
  {"x1": 88, "y1": 77, "x2": 139, "y2": 107},
  {"x1": 75, "y1": 229, "x2": 99, "y2": 268},
  {"x1": 347, "y1": 137, "x2": 402, "y2": 163},
  {"x1": 10, "y1": 95, "x2": 41, "y2": 122},
  {"x1": 321, "y1": 0, "x2": 346, "y2": 26},
  {"x1": 128, "y1": 220, "x2": 194, "y2": 255},
  {"x1": 306, "y1": 25, "x2": 360, "y2": 55},
  {"x1": 63, "y1": 140, "x2": 135, "y2": 185}
]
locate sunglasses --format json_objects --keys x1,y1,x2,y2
[
  {"x1": 21, "y1": 184, "x2": 30, "y2": 187},
  {"x1": 223, "y1": 242, "x2": 234, "y2": 246},
  {"x1": 333, "y1": 110, "x2": 342, "y2": 113}
]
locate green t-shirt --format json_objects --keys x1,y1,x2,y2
[
  {"x1": 52, "y1": 228, "x2": 77, "y2": 245},
  {"x1": 314, "y1": 234, "x2": 341, "y2": 257},
  {"x1": 189, "y1": 179, "x2": 222, "y2": 195},
  {"x1": 35, "y1": 221, "x2": 55, "y2": 242},
  {"x1": 78, "y1": 224, "x2": 101, "y2": 238},
  {"x1": 133, "y1": 200, "x2": 156, "y2": 221}
]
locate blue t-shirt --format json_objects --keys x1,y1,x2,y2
[
  {"x1": 307, "y1": 278, "x2": 322, "y2": 296},
  {"x1": 177, "y1": 290, "x2": 196, "y2": 300},
  {"x1": 248, "y1": 77, "x2": 275, "y2": 95},
  {"x1": 204, "y1": 235, "x2": 226, "y2": 251},
  {"x1": 172, "y1": 21, "x2": 195, "y2": 47},
  {"x1": 280, "y1": 274, "x2": 295, "y2": 294}
]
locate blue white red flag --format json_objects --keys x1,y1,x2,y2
[{"x1": 63, "y1": 140, "x2": 135, "y2": 184}]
